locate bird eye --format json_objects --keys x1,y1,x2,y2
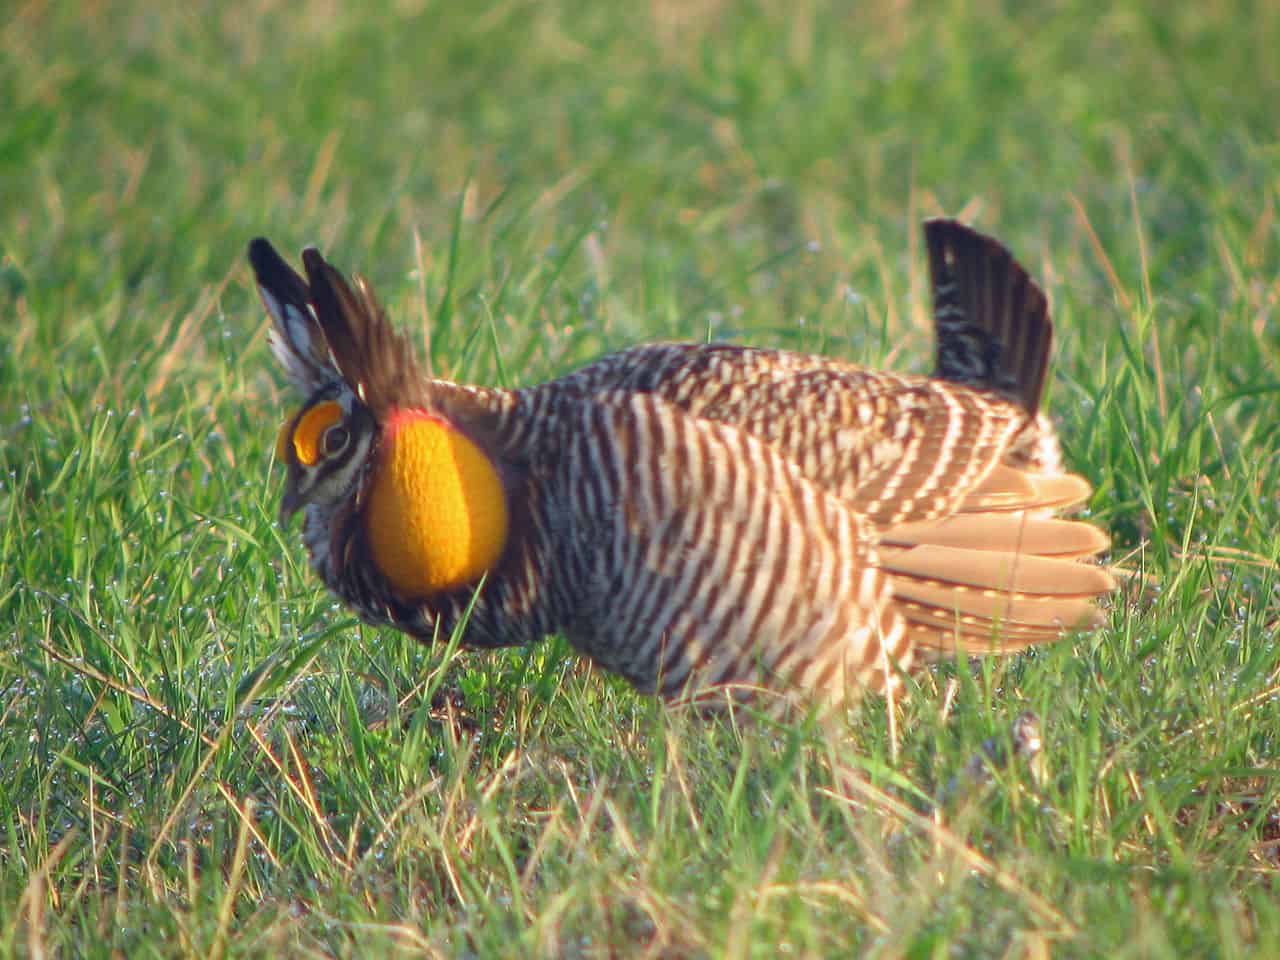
[{"x1": 322, "y1": 425, "x2": 350, "y2": 456}]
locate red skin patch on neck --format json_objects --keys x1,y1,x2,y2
[{"x1": 381, "y1": 408, "x2": 448, "y2": 447}]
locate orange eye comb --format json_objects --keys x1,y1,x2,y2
[{"x1": 279, "y1": 401, "x2": 343, "y2": 467}]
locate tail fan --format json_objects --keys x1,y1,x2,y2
[{"x1": 925, "y1": 219, "x2": 1052, "y2": 415}]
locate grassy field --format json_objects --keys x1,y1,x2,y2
[{"x1": 3, "y1": 0, "x2": 1279, "y2": 955}]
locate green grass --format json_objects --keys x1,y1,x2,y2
[{"x1": 3, "y1": 0, "x2": 1279, "y2": 955}]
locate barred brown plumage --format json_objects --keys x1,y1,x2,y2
[
  {"x1": 250, "y1": 219, "x2": 1115, "y2": 711},
  {"x1": 553, "y1": 391, "x2": 909, "y2": 703}
]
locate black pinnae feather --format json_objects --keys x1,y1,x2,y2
[
  {"x1": 250, "y1": 237, "x2": 337, "y2": 395},
  {"x1": 300, "y1": 247, "x2": 423, "y2": 414},
  {"x1": 302, "y1": 247, "x2": 364, "y2": 387},
  {"x1": 249, "y1": 238, "x2": 309, "y2": 304}
]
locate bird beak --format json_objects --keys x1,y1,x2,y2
[{"x1": 279, "y1": 485, "x2": 304, "y2": 524}]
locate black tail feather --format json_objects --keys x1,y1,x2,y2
[{"x1": 925, "y1": 220, "x2": 1052, "y2": 415}]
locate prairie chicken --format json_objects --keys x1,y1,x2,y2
[{"x1": 251, "y1": 220, "x2": 1114, "y2": 711}]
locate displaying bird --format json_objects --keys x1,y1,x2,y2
[{"x1": 250, "y1": 220, "x2": 1114, "y2": 711}]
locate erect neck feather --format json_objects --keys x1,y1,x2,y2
[{"x1": 364, "y1": 408, "x2": 509, "y2": 598}]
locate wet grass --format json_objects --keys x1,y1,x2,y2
[{"x1": 2, "y1": 0, "x2": 1279, "y2": 955}]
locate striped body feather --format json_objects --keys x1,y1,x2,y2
[{"x1": 561, "y1": 392, "x2": 908, "y2": 703}]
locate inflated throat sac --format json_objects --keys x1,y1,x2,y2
[{"x1": 365, "y1": 411, "x2": 509, "y2": 597}]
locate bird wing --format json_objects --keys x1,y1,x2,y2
[{"x1": 537, "y1": 343, "x2": 1033, "y2": 526}]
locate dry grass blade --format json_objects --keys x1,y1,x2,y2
[{"x1": 821, "y1": 769, "x2": 1077, "y2": 939}]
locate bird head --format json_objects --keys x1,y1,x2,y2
[
  {"x1": 272, "y1": 388, "x2": 378, "y2": 522},
  {"x1": 248, "y1": 237, "x2": 422, "y2": 524},
  {"x1": 248, "y1": 238, "x2": 509, "y2": 599}
]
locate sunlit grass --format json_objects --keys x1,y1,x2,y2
[{"x1": 2, "y1": 0, "x2": 1279, "y2": 955}]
